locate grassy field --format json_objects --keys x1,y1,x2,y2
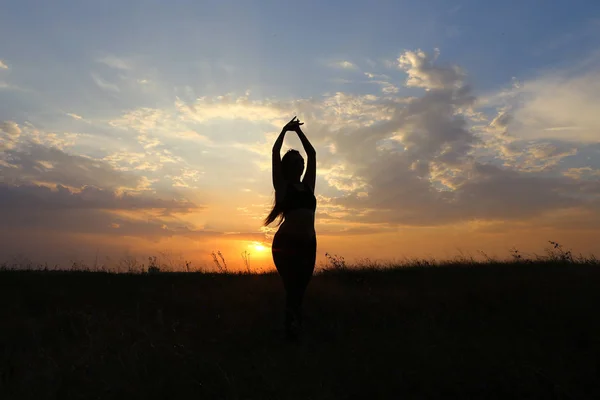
[{"x1": 1, "y1": 257, "x2": 600, "y2": 399}]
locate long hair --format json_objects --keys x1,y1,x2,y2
[{"x1": 264, "y1": 149, "x2": 302, "y2": 227}]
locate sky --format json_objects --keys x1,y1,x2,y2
[{"x1": 1, "y1": 0, "x2": 600, "y2": 271}]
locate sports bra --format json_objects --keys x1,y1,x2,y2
[{"x1": 281, "y1": 181, "x2": 317, "y2": 213}]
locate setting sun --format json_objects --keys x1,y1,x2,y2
[{"x1": 251, "y1": 242, "x2": 268, "y2": 252}]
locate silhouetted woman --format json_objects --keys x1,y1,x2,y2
[{"x1": 264, "y1": 116, "x2": 317, "y2": 340}]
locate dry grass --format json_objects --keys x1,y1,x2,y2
[{"x1": 1, "y1": 243, "x2": 599, "y2": 399}]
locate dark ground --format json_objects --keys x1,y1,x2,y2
[{"x1": 1, "y1": 262, "x2": 599, "y2": 399}]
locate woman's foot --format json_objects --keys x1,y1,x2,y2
[{"x1": 285, "y1": 307, "x2": 302, "y2": 340}]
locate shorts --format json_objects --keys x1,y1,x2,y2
[{"x1": 272, "y1": 231, "x2": 317, "y2": 257}]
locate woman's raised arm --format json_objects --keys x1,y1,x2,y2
[
  {"x1": 272, "y1": 129, "x2": 286, "y2": 191},
  {"x1": 272, "y1": 117, "x2": 299, "y2": 191},
  {"x1": 295, "y1": 126, "x2": 316, "y2": 192}
]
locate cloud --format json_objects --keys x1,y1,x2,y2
[
  {"x1": 328, "y1": 60, "x2": 358, "y2": 70},
  {"x1": 1, "y1": 121, "x2": 21, "y2": 137},
  {"x1": 175, "y1": 95, "x2": 285, "y2": 125},
  {"x1": 96, "y1": 55, "x2": 133, "y2": 70},
  {"x1": 320, "y1": 51, "x2": 476, "y2": 176},
  {"x1": 317, "y1": 224, "x2": 398, "y2": 236},
  {"x1": 109, "y1": 107, "x2": 169, "y2": 133},
  {"x1": 20, "y1": 125, "x2": 79, "y2": 150},
  {"x1": 397, "y1": 48, "x2": 464, "y2": 90},
  {"x1": 0, "y1": 202, "x2": 198, "y2": 239},
  {"x1": 0, "y1": 60, "x2": 8, "y2": 70},
  {"x1": 1, "y1": 143, "x2": 143, "y2": 190},
  {"x1": 484, "y1": 68, "x2": 600, "y2": 142},
  {"x1": 66, "y1": 113, "x2": 84, "y2": 120},
  {"x1": 563, "y1": 167, "x2": 600, "y2": 180},
  {"x1": 522, "y1": 142, "x2": 578, "y2": 171},
  {"x1": 0, "y1": 121, "x2": 22, "y2": 150},
  {"x1": 110, "y1": 94, "x2": 284, "y2": 137},
  {"x1": 0, "y1": 118, "x2": 225, "y2": 267},
  {"x1": 91, "y1": 72, "x2": 120, "y2": 92},
  {"x1": 0, "y1": 141, "x2": 218, "y2": 258},
  {"x1": 489, "y1": 111, "x2": 512, "y2": 132},
  {"x1": 364, "y1": 72, "x2": 399, "y2": 94},
  {"x1": 0, "y1": 183, "x2": 198, "y2": 213},
  {"x1": 0, "y1": 181, "x2": 264, "y2": 264},
  {"x1": 0, "y1": 81, "x2": 26, "y2": 91},
  {"x1": 483, "y1": 138, "x2": 580, "y2": 173},
  {"x1": 300, "y1": 49, "x2": 600, "y2": 230},
  {"x1": 334, "y1": 159, "x2": 593, "y2": 227}
]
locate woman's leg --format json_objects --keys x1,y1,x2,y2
[
  {"x1": 290, "y1": 235, "x2": 317, "y2": 322},
  {"x1": 272, "y1": 233, "x2": 316, "y2": 337},
  {"x1": 272, "y1": 232, "x2": 296, "y2": 335}
]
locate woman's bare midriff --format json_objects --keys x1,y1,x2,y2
[{"x1": 277, "y1": 208, "x2": 316, "y2": 239}]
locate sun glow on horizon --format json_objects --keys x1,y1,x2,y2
[{"x1": 250, "y1": 242, "x2": 268, "y2": 252}]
